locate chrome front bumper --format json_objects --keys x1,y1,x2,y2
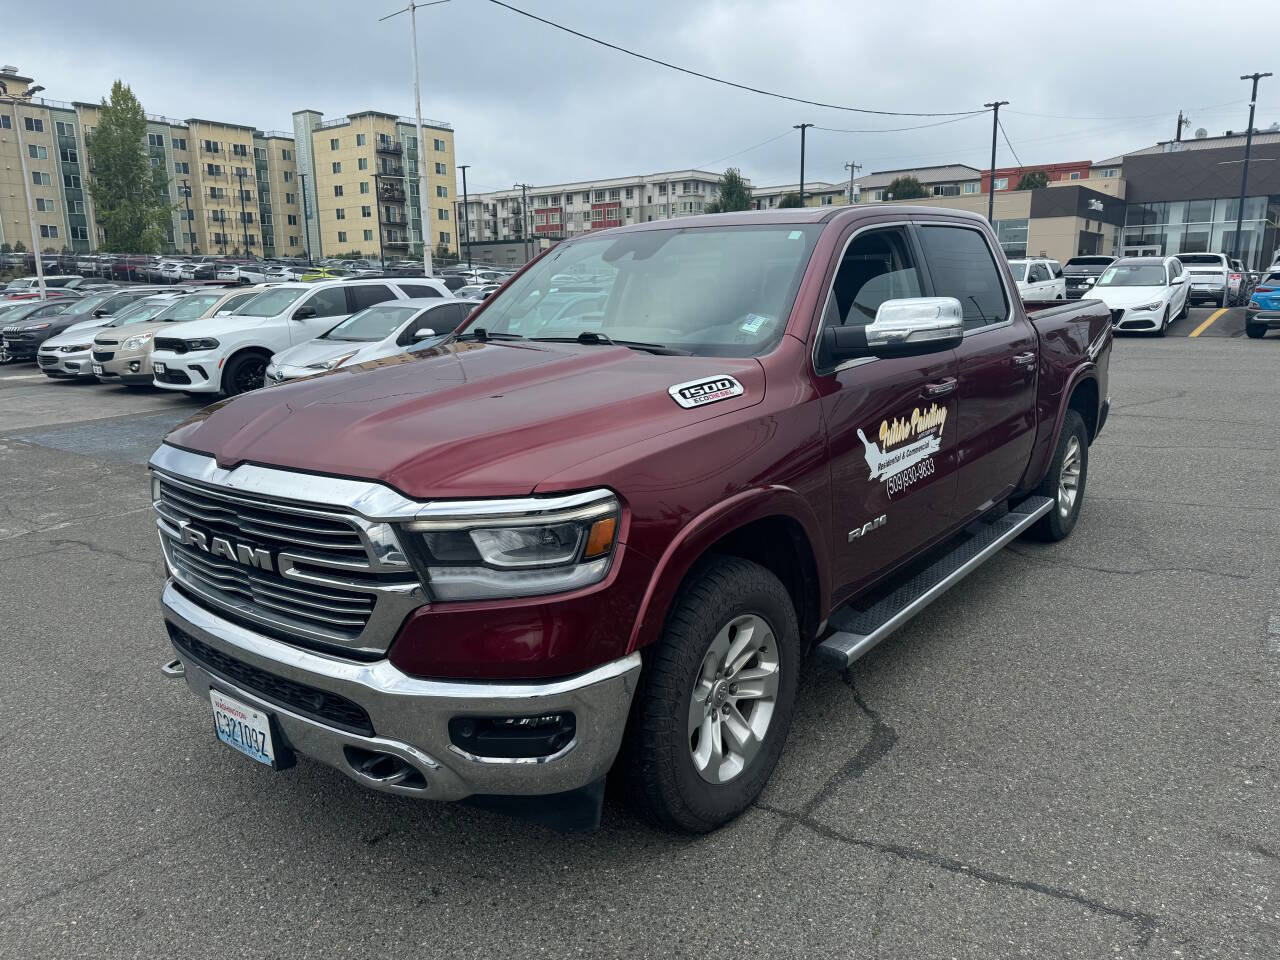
[{"x1": 160, "y1": 581, "x2": 642, "y2": 800}]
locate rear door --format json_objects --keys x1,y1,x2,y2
[
  {"x1": 914, "y1": 221, "x2": 1038, "y2": 521},
  {"x1": 812, "y1": 222, "x2": 959, "y2": 604}
]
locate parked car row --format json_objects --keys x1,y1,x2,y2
[
  {"x1": 3, "y1": 276, "x2": 481, "y2": 396},
  {"x1": 1057, "y1": 252, "x2": 1260, "y2": 307}
]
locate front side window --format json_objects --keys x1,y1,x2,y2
[
  {"x1": 916, "y1": 225, "x2": 1009, "y2": 329},
  {"x1": 826, "y1": 227, "x2": 924, "y2": 330},
  {"x1": 474, "y1": 224, "x2": 822, "y2": 357}
]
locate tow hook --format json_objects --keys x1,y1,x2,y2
[{"x1": 161, "y1": 659, "x2": 185, "y2": 679}]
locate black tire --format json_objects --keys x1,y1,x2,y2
[
  {"x1": 1177, "y1": 295, "x2": 1189, "y2": 321},
  {"x1": 1156, "y1": 307, "x2": 1169, "y2": 337},
  {"x1": 222, "y1": 352, "x2": 268, "y2": 396},
  {"x1": 619, "y1": 556, "x2": 800, "y2": 833},
  {"x1": 1026, "y1": 409, "x2": 1088, "y2": 542},
  {"x1": 1245, "y1": 321, "x2": 1266, "y2": 339}
]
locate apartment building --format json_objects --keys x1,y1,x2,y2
[
  {"x1": 751, "y1": 181, "x2": 845, "y2": 208},
  {"x1": 293, "y1": 109, "x2": 456, "y2": 258},
  {"x1": 457, "y1": 169, "x2": 732, "y2": 247},
  {"x1": 256, "y1": 132, "x2": 304, "y2": 258}
]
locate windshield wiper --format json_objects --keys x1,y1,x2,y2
[
  {"x1": 531, "y1": 331, "x2": 691, "y2": 356},
  {"x1": 453, "y1": 328, "x2": 526, "y2": 342}
]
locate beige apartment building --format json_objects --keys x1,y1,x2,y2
[{"x1": 293, "y1": 109, "x2": 457, "y2": 259}]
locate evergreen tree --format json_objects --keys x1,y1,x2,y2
[{"x1": 87, "y1": 80, "x2": 173, "y2": 252}]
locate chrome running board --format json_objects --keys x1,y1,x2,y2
[{"x1": 817, "y1": 496, "x2": 1054, "y2": 670}]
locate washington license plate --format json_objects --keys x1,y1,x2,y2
[
  {"x1": 210, "y1": 690, "x2": 276, "y2": 767},
  {"x1": 92, "y1": 363, "x2": 103, "y2": 375}
]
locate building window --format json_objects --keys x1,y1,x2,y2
[
  {"x1": 40, "y1": 224, "x2": 59, "y2": 239},
  {"x1": 356, "y1": 133, "x2": 366, "y2": 146},
  {"x1": 358, "y1": 157, "x2": 368, "y2": 170},
  {"x1": 148, "y1": 133, "x2": 165, "y2": 147},
  {"x1": 173, "y1": 137, "x2": 187, "y2": 151},
  {"x1": 29, "y1": 144, "x2": 47, "y2": 159},
  {"x1": 361, "y1": 205, "x2": 371, "y2": 218},
  {"x1": 434, "y1": 162, "x2": 446, "y2": 175},
  {"x1": 359, "y1": 181, "x2": 370, "y2": 194},
  {"x1": 436, "y1": 185, "x2": 447, "y2": 197},
  {"x1": 232, "y1": 143, "x2": 247, "y2": 157},
  {"x1": 174, "y1": 161, "x2": 189, "y2": 174},
  {"x1": 287, "y1": 214, "x2": 298, "y2": 225},
  {"x1": 330, "y1": 137, "x2": 340, "y2": 150},
  {"x1": 0, "y1": 115, "x2": 9, "y2": 129},
  {"x1": 1069, "y1": 171, "x2": 1081, "y2": 180},
  {"x1": 69, "y1": 200, "x2": 84, "y2": 214},
  {"x1": 332, "y1": 161, "x2": 342, "y2": 174},
  {"x1": 363, "y1": 229, "x2": 373, "y2": 242},
  {"x1": 71, "y1": 225, "x2": 88, "y2": 241},
  {"x1": 55, "y1": 120, "x2": 74, "y2": 137},
  {"x1": 206, "y1": 163, "x2": 222, "y2": 176},
  {"x1": 24, "y1": 116, "x2": 44, "y2": 132},
  {"x1": 962, "y1": 182, "x2": 979, "y2": 194},
  {"x1": 336, "y1": 208, "x2": 346, "y2": 220},
  {"x1": 288, "y1": 235, "x2": 298, "y2": 246},
  {"x1": 591, "y1": 208, "x2": 604, "y2": 222},
  {"x1": 282, "y1": 148, "x2": 292, "y2": 161},
  {"x1": 439, "y1": 231, "x2": 450, "y2": 244},
  {"x1": 254, "y1": 146, "x2": 266, "y2": 160},
  {"x1": 35, "y1": 198, "x2": 55, "y2": 212},
  {"x1": 337, "y1": 231, "x2": 347, "y2": 243},
  {"x1": 334, "y1": 185, "x2": 344, "y2": 197},
  {"x1": 63, "y1": 174, "x2": 80, "y2": 189},
  {"x1": 285, "y1": 192, "x2": 295, "y2": 204},
  {"x1": 993, "y1": 177, "x2": 1009, "y2": 191},
  {"x1": 437, "y1": 208, "x2": 449, "y2": 220},
  {"x1": 1100, "y1": 167, "x2": 1118, "y2": 178},
  {"x1": 994, "y1": 218, "x2": 1029, "y2": 258},
  {"x1": 433, "y1": 138, "x2": 445, "y2": 151},
  {"x1": 202, "y1": 139, "x2": 219, "y2": 153},
  {"x1": 871, "y1": 189, "x2": 884, "y2": 201}
]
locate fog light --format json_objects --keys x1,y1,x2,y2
[
  {"x1": 448, "y1": 712, "x2": 576, "y2": 759},
  {"x1": 129, "y1": 361, "x2": 140, "y2": 372}
]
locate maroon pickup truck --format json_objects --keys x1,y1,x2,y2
[{"x1": 151, "y1": 207, "x2": 1111, "y2": 832}]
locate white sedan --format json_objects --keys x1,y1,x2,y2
[{"x1": 1088, "y1": 256, "x2": 1190, "y2": 336}]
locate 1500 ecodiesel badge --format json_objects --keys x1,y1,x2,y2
[{"x1": 153, "y1": 206, "x2": 1111, "y2": 832}]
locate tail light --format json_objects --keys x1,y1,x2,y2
[{"x1": 1257, "y1": 286, "x2": 1274, "y2": 293}]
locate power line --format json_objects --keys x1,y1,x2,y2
[
  {"x1": 695, "y1": 129, "x2": 795, "y2": 170},
  {"x1": 1005, "y1": 98, "x2": 1248, "y2": 122},
  {"x1": 814, "y1": 113, "x2": 987, "y2": 135},
  {"x1": 484, "y1": 0, "x2": 982, "y2": 118},
  {"x1": 998, "y1": 118, "x2": 1023, "y2": 168}
]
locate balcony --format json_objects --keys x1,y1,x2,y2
[
  {"x1": 383, "y1": 237, "x2": 409, "y2": 249},
  {"x1": 378, "y1": 165, "x2": 406, "y2": 179},
  {"x1": 379, "y1": 185, "x2": 406, "y2": 204},
  {"x1": 376, "y1": 139, "x2": 402, "y2": 155}
]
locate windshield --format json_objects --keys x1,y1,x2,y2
[
  {"x1": 58, "y1": 292, "x2": 115, "y2": 316},
  {"x1": 109, "y1": 300, "x2": 172, "y2": 326},
  {"x1": 153, "y1": 293, "x2": 224, "y2": 322},
  {"x1": 1098, "y1": 264, "x2": 1167, "y2": 287},
  {"x1": 473, "y1": 225, "x2": 822, "y2": 356},
  {"x1": 233, "y1": 287, "x2": 308, "y2": 316},
  {"x1": 323, "y1": 304, "x2": 420, "y2": 341}
]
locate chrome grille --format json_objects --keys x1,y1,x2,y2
[{"x1": 153, "y1": 473, "x2": 422, "y2": 655}]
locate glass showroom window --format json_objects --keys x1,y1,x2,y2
[{"x1": 994, "y1": 218, "x2": 1028, "y2": 258}]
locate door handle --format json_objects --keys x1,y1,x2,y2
[
  {"x1": 1012, "y1": 352, "x2": 1036, "y2": 367},
  {"x1": 921, "y1": 377, "x2": 957, "y2": 399}
]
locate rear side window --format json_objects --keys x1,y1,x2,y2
[
  {"x1": 1029, "y1": 263, "x2": 1050, "y2": 283},
  {"x1": 916, "y1": 225, "x2": 1009, "y2": 330},
  {"x1": 304, "y1": 287, "x2": 349, "y2": 318},
  {"x1": 348, "y1": 284, "x2": 396, "y2": 311},
  {"x1": 395, "y1": 283, "x2": 442, "y2": 299}
]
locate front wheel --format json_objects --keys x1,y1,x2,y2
[
  {"x1": 1026, "y1": 409, "x2": 1088, "y2": 542},
  {"x1": 1156, "y1": 307, "x2": 1169, "y2": 337},
  {"x1": 222, "y1": 352, "x2": 268, "y2": 396},
  {"x1": 1177, "y1": 295, "x2": 1189, "y2": 320},
  {"x1": 1245, "y1": 321, "x2": 1266, "y2": 339},
  {"x1": 619, "y1": 556, "x2": 800, "y2": 833}
]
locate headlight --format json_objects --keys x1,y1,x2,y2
[
  {"x1": 25, "y1": 322, "x2": 51, "y2": 330},
  {"x1": 400, "y1": 491, "x2": 620, "y2": 600},
  {"x1": 1133, "y1": 301, "x2": 1163, "y2": 312},
  {"x1": 306, "y1": 351, "x2": 357, "y2": 371},
  {"x1": 1082, "y1": 278, "x2": 1095, "y2": 286},
  {"x1": 122, "y1": 333, "x2": 154, "y2": 350},
  {"x1": 184, "y1": 337, "x2": 220, "y2": 350},
  {"x1": 61, "y1": 344, "x2": 89, "y2": 353}
]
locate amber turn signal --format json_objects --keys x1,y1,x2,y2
[{"x1": 583, "y1": 516, "x2": 617, "y2": 558}]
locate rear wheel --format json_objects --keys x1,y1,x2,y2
[
  {"x1": 222, "y1": 352, "x2": 268, "y2": 396},
  {"x1": 619, "y1": 556, "x2": 799, "y2": 833},
  {"x1": 1026, "y1": 409, "x2": 1088, "y2": 542},
  {"x1": 1245, "y1": 321, "x2": 1266, "y2": 339}
]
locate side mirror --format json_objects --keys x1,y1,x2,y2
[
  {"x1": 823, "y1": 297, "x2": 964, "y2": 363},
  {"x1": 1171, "y1": 275, "x2": 1186, "y2": 284},
  {"x1": 92, "y1": 309, "x2": 108, "y2": 317},
  {"x1": 412, "y1": 327, "x2": 436, "y2": 339},
  {"x1": 1083, "y1": 277, "x2": 1096, "y2": 287},
  {"x1": 293, "y1": 306, "x2": 317, "y2": 320}
]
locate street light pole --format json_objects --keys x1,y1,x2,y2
[
  {"x1": 515, "y1": 182, "x2": 531, "y2": 263},
  {"x1": 1232, "y1": 72, "x2": 1272, "y2": 266},
  {"x1": 180, "y1": 179, "x2": 194, "y2": 254},
  {"x1": 1, "y1": 80, "x2": 49, "y2": 301},
  {"x1": 235, "y1": 169, "x2": 251, "y2": 256},
  {"x1": 983, "y1": 100, "x2": 1009, "y2": 224},
  {"x1": 407, "y1": 0, "x2": 433, "y2": 277},
  {"x1": 458, "y1": 163, "x2": 471, "y2": 268},
  {"x1": 794, "y1": 123, "x2": 813, "y2": 205}
]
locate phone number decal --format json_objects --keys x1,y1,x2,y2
[{"x1": 886, "y1": 456, "x2": 935, "y2": 498}]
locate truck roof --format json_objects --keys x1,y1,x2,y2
[{"x1": 593, "y1": 204, "x2": 989, "y2": 236}]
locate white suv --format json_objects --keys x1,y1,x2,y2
[{"x1": 149, "y1": 277, "x2": 452, "y2": 396}]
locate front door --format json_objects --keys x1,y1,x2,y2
[
  {"x1": 813, "y1": 224, "x2": 959, "y2": 606},
  {"x1": 289, "y1": 285, "x2": 351, "y2": 344},
  {"x1": 915, "y1": 222, "x2": 1039, "y2": 519}
]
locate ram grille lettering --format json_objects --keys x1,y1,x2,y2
[{"x1": 176, "y1": 519, "x2": 274, "y2": 572}]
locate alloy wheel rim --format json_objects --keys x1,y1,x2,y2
[
  {"x1": 687, "y1": 613, "x2": 780, "y2": 784},
  {"x1": 236, "y1": 359, "x2": 266, "y2": 393},
  {"x1": 1058, "y1": 436, "x2": 1082, "y2": 519}
]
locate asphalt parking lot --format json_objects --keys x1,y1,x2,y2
[{"x1": 1, "y1": 305, "x2": 1276, "y2": 959}]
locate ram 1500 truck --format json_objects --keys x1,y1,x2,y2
[{"x1": 152, "y1": 207, "x2": 1111, "y2": 832}]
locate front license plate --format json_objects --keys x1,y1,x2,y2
[
  {"x1": 210, "y1": 689, "x2": 276, "y2": 767},
  {"x1": 92, "y1": 363, "x2": 103, "y2": 375},
  {"x1": 153, "y1": 361, "x2": 166, "y2": 374}
]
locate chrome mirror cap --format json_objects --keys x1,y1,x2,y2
[{"x1": 867, "y1": 297, "x2": 964, "y2": 348}]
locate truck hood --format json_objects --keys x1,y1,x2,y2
[{"x1": 164, "y1": 340, "x2": 765, "y2": 499}]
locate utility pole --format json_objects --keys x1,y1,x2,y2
[
  {"x1": 983, "y1": 100, "x2": 1009, "y2": 224},
  {"x1": 1175, "y1": 110, "x2": 1190, "y2": 142},
  {"x1": 1, "y1": 79, "x2": 49, "y2": 300},
  {"x1": 1232, "y1": 72, "x2": 1272, "y2": 265},
  {"x1": 299, "y1": 172, "x2": 313, "y2": 264},
  {"x1": 515, "y1": 182, "x2": 532, "y2": 263},
  {"x1": 235, "y1": 169, "x2": 251, "y2": 256},
  {"x1": 794, "y1": 123, "x2": 813, "y2": 205},
  {"x1": 844, "y1": 160, "x2": 862, "y2": 205},
  {"x1": 407, "y1": 0, "x2": 433, "y2": 277},
  {"x1": 458, "y1": 163, "x2": 472, "y2": 268},
  {"x1": 180, "y1": 179, "x2": 194, "y2": 254}
]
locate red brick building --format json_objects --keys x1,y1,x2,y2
[{"x1": 982, "y1": 161, "x2": 1093, "y2": 193}]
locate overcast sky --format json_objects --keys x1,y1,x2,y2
[{"x1": 11, "y1": 0, "x2": 1278, "y2": 193}]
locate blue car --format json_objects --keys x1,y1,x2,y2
[{"x1": 1245, "y1": 269, "x2": 1280, "y2": 339}]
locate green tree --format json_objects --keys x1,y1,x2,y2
[
  {"x1": 435, "y1": 242, "x2": 451, "y2": 261},
  {"x1": 87, "y1": 80, "x2": 173, "y2": 253},
  {"x1": 885, "y1": 176, "x2": 929, "y2": 200},
  {"x1": 1016, "y1": 170, "x2": 1050, "y2": 190},
  {"x1": 706, "y1": 167, "x2": 753, "y2": 213},
  {"x1": 13, "y1": 240, "x2": 26, "y2": 253},
  {"x1": 0, "y1": 243, "x2": 10, "y2": 254},
  {"x1": 777, "y1": 192, "x2": 804, "y2": 208}
]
